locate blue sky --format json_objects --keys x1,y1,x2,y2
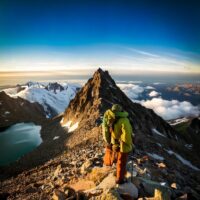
[{"x1": 0, "y1": 0, "x2": 200, "y2": 73}]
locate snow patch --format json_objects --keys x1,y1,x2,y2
[
  {"x1": 62, "y1": 120, "x2": 79, "y2": 133},
  {"x1": 160, "y1": 182, "x2": 167, "y2": 186},
  {"x1": 53, "y1": 136, "x2": 60, "y2": 140},
  {"x1": 62, "y1": 120, "x2": 72, "y2": 128},
  {"x1": 60, "y1": 117, "x2": 64, "y2": 124},
  {"x1": 152, "y1": 128, "x2": 166, "y2": 138},
  {"x1": 147, "y1": 153, "x2": 164, "y2": 161},
  {"x1": 68, "y1": 122, "x2": 79, "y2": 133},
  {"x1": 3, "y1": 87, "x2": 20, "y2": 96},
  {"x1": 169, "y1": 117, "x2": 190, "y2": 126},
  {"x1": 4, "y1": 111, "x2": 10, "y2": 115},
  {"x1": 166, "y1": 150, "x2": 200, "y2": 171}
]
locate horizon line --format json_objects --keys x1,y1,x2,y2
[{"x1": 0, "y1": 68, "x2": 200, "y2": 76}]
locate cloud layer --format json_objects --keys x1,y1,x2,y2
[
  {"x1": 118, "y1": 83, "x2": 200, "y2": 120},
  {"x1": 149, "y1": 90, "x2": 160, "y2": 97},
  {"x1": 117, "y1": 83, "x2": 144, "y2": 99},
  {"x1": 141, "y1": 98, "x2": 199, "y2": 120}
]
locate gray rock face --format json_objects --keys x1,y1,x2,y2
[
  {"x1": 45, "y1": 82, "x2": 64, "y2": 93},
  {"x1": 117, "y1": 182, "x2": 138, "y2": 199},
  {"x1": 80, "y1": 159, "x2": 93, "y2": 174},
  {"x1": 97, "y1": 173, "x2": 116, "y2": 190},
  {"x1": 0, "y1": 91, "x2": 45, "y2": 128}
]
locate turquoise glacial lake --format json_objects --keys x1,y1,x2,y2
[{"x1": 0, "y1": 122, "x2": 42, "y2": 166}]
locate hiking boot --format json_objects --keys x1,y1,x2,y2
[{"x1": 115, "y1": 178, "x2": 127, "y2": 184}]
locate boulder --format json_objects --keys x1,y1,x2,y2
[
  {"x1": 175, "y1": 193, "x2": 187, "y2": 200},
  {"x1": 117, "y1": 182, "x2": 138, "y2": 199},
  {"x1": 100, "y1": 189, "x2": 122, "y2": 200},
  {"x1": 52, "y1": 189, "x2": 67, "y2": 200},
  {"x1": 154, "y1": 188, "x2": 170, "y2": 200},
  {"x1": 97, "y1": 173, "x2": 116, "y2": 191},
  {"x1": 63, "y1": 186, "x2": 76, "y2": 199},
  {"x1": 25, "y1": 184, "x2": 38, "y2": 193},
  {"x1": 70, "y1": 180, "x2": 96, "y2": 191},
  {"x1": 171, "y1": 182, "x2": 179, "y2": 189},
  {"x1": 80, "y1": 159, "x2": 93, "y2": 174},
  {"x1": 86, "y1": 166, "x2": 113, "y2": 184},
  {"x1": 138, "y1": 188, "x2": 170, "y2": 200},
  {"x1": 53, "y1": 165, "x2": 62, "y2": 178},
  {"x1": 138, "y1": 177, "x2": 171, "y2": 197}
]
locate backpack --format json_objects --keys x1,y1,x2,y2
[{"x1": 102, "y1": 109, "x2": 116, "y2": 144}]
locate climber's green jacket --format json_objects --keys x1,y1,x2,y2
[{"x1": 102, "y1": 109, "x2": 133, "y2": 153}]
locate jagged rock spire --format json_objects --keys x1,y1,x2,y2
[{"x1": 62, "y1": 68, "x2": 176, "y2": 140}]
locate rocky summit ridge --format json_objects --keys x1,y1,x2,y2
[
  {"x1": 1, "y1": 68, "x2": 200, "y2": 199},
  {"x1": 61, "y1": 68, "x2": 177, "y2": 148}
]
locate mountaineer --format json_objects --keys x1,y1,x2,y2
[{"x1": 102, "y1": 104, "x2": 134, "y2": 184}]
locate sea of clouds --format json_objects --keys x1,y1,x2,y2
[
  {"x1": 117, "y1": 83, "x2": 144, "y2": 99},
  {"x1": 117, "y1": 83, "x2": 200, "y2": 120},
  {"x1": 141, "y1": 98, "x2": 199, "y2": 120}
]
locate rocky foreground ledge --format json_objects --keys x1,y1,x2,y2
[{"x1": 1, "y1": 136, "x2": 198, "y2": 200}]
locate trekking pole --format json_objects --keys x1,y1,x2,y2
[
  {"x1": 131, "y1": 144, "x2": 135, "y2": 182},
  {"x1": 131, "y1": 157, "x2": 134, "y2": 182}
]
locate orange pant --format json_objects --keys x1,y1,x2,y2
[
  {"x1": 116, "y1": 152, "x2": 128, "y2": 182},
  {"x1": 103, "y1": 147, "x2": 128, "y2": 182}
]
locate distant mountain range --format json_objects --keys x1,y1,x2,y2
[
  {"x1": 3, "y1": 81, "x2": 80, "y2": 117},
  {"x1": 2, "y1": 79, "x2": 199, "y2": 121}
]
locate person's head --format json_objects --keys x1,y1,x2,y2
[{"x1": 111, "y1": 104, "x2": 122, "y2": 112}]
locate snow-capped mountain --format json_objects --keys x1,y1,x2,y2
[{"x1": 3, "y1": 81, "x2": 80, "y2": 117}]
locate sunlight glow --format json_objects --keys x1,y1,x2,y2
[{"x1": 0, "y1": 45, "x2": 199, "y2": 74}]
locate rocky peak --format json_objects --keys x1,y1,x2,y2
[
  {"x1": 45, "y1": 82, "x2": 64, "y2": 93},
  {"x1": 61, "y1": 68, "x2": 118, "y2": 125},
  {"x1": 26, "y1": 81, "x2": 44, "y2": 88},
  {"x1": 61, "y1": 68, "x2": 176, "y2": 142}
]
